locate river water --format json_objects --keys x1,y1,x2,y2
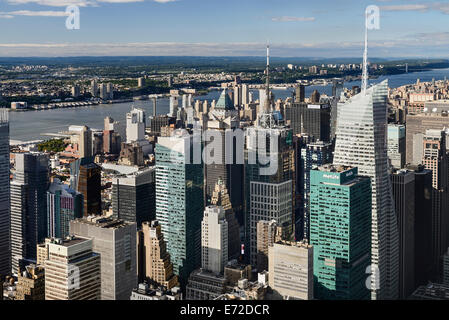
[{"x1": 9, "y1": 68, "x2": 449, "y2": 141}]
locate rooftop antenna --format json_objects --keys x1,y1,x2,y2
[
  {"x1": 265, "y1": 41, "x2": 272, "y2": 113},
  {"x1": 362, "y1": 5, "x2": 380, "y2": 95}
]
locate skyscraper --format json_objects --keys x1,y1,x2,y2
[
  {"x1": 70, "y1": 217, "x2": 137, "y2": 300},
  {"x1": 11, "y1": 152, "x2": 49, "y2": 274},
  {"x1": 301, "y1": 141, "x2": 333, "y2": 241},
  {"x1": 201, "y1": 206, "x2": 228, "y2": 274},
  {"x1": 309, "y1": 165, "x2": 372, "y2": 300},
  {"x1": 137, "y1": 220, "x2": 179, "y2": 289},
  {"x1": 333, "y1": 80, "x2": 399, "y2": 300},
  {"x1": 390, "y1": 169, "x2": 416, "y2": 298},
  {"x1": 112, "y1": 167, "x2": 155, "y2": 228},
  {"x1": 126, "y1": 108, "x2": 146, "y2": 144},
  {"x1": 0, "y1": 109, "x2": 10, "y2": 276},
  {"x1": 42, "y1": 236, "x2": 101, "y2": 300},
  {"x1": 47, "y1": 178, "x2": 83, "y2": 238},
  {"x1": 387, "y1": 124, "x2": 406, "y2": 169},
  {"x1": 285, "y1": 101, "x2": 331, "y2": 141},
  {"x1": 256, "y1": 220, "x2": 281, "y2": 272},
  {"x1": 422, "y1": 129, "x2": 449, "y2": 273},
  {"x1": 155, "y1": 133, "x2": 204, "y2": 286},
  {"x1": 75, "y1": 159, "x2": 102, "y2": 216}
]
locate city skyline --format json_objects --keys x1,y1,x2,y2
[{"x1": 0, "y1": 0, "x2": 448, "y2": 57}]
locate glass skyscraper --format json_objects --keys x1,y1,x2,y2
[
  {"x1": 310, "y1": 166, "x2": 371, "y2": 300},
  {"x1": 333, "y1": 80, "x2": 399, "y2": 299},
  {"x1": 155, "y1": 133, "x2": 204, "y2": 287}
]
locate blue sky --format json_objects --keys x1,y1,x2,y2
[{"x1": 0, "y1": 0, "x2": 448, "y2": 57}]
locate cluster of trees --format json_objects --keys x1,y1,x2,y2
[{"x1": 37, "y1": 139, "x2": 67, "y2": 152}]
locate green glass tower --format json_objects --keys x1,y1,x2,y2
[
  {"x1": 309, "y1": 165, "x2": 371, "y2": 300},
  {"x1": 155, "y1": 134, "x2": 204, "y2": 288}
]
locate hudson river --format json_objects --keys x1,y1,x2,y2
[{"x1": 9, "y1": 68, "x2": 449, "y2": 141}]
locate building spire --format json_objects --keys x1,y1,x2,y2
[
  {"x1": 265, "y1": 42, "x2": 272, "y2": 112},
  {"x1": 362, "y1": 12, "x2": 369, "y2": 95}
]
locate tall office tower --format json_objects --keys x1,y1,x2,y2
[
  {"x1": 92, "y1": 130, "x2": 103, "y2": 156},
  {"x1": 245, "y1": 125, "x2": 295, "y2": 266},
  {"x1": 70, "y1": 217, "x2": 137, "y2": 300},
  {"x1": 75, "y1": 158, "x2": 102, "y2": 216},
  {"x1": 311, "y1": 90, "x2": 320, "y2": 103},
  {"x1": 332, "y1": 79, "x2": 344, "y2": 99},
  {"x1": 71, "y1": 85, "x2": 80, "y2": 98},
  {"x1": 11, "y1": 153, "x2": 49, "y2": 274},
  {"x1": 103, "y1": 117, "x2": 121, "y2": 154},
  {"x1": 112, "y1": 167, "x2": 155, "y2": 228},
  {"x1": 301, "y1": 141, "x2": 333, "y2": 241},
  {"x1": 234, "y1": 85, "x2": 242, "y2": 107},
  {"x1": 126, "y1": 108, "x2": 146, "y2": 143},
  {"x1": 295, "y1": 84, "x2": 305, "y2": 103},
  {"x1": 285, "y1": 101, "x2": 331, "y2": 141},
  {"x1": 137, "y1": 220, "x2": 179, "y2": 288},
  {"x1": 155, "y1": 133, "x2": 204, "y2": 286},
  {"x1": 15, "y1": 263, "x2": 45, "y2": 300},
  {"x1": 201, "y1": 206, "x2": 228, "y2": 274},
  {"x1": 71, "y1": 125, "x2": 93, "y2": 159},
  {"x1": 242, "y1": 84, "x2": 249, "y2": 105},
  {"x1": 387, "y1": 124, "x2": 406, "y2": 169},
  {"x1": 405, "y1": 112, "x2": 449, "y2": 165},
  {"x1": 210, "y1": 179, "x2": 240, "y2": 260},
  {"x1": 309, "y1": 166, "x2": 372, "y2": 300},
  {"x1": 404, "y1": 164, "x2": 433, "y2": 287},
  {"x1": 256, "y1": 220, "x2": 281, "y2": 272},
  {"x1": 422, "y1": 129, "x2": 449, "y2": 272},
  {"x1": 169, "y1": 96, "x2": 179, "y2": 117},
  {"x1": 205, "y1": 89, "x2": 243, "y2": 221},
  {"x1": 43, "y1": 236, "x2": 101, "y2": 300},
  {"x1": 391, "y1": 169, "x2": 416, "y2": 299},
  {"x1": 0, "y1": 109, "x2": 10, "y2": 276},
  {"x1": 47, "y1": 179, "x2": 83, "y2": 239},
  {"x1": 90, "y1": 79, "x2": 98, "y2": 97},
  {"x1": 333, "y1": 80, "x2": 399, "y2": 300},
  {"x1": 268, "y1": 240, "x2": 313, "y2": 300}
]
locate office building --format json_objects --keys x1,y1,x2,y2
[
  {"x1": 202, "y1": 206, "x2": 228, "y2": 274},
  {"x1": 387, "y1": 124, "x2": 406, "y2": 169},
  {"x1": 185, "y1": 268, "x2": 227, "y2": 300},
  {"x1": 210, "y1": 179, "x2": 241, "y2": 260},
  {"x1": 390, "y1": 169, "x2": 416, "y2": 298},
  {"x1": 11, "y1": 152, "x2": 49, "y2": 274},
  {"x1": 155, "y1": 133, "x2": 204, "y2": 286},
  {"x1": 256, "y1": 220, "x2": 281, "y2": 272},
  {"x1": 422, "y1": 129, "x2": 449, "y2": 272},
  {"x1": 126, "y1": 108, "x2": 146, "y2": 144},
  {"x1": 47, "y1": 178, "x2": 83, "y2": 238},
  {"x1": 333, "y1": 80, "x2": 399, "y2": 300},
  {"x1": 70, "y1": 217, "x2": 137, "y2": 300},
  {"x1": 75, "y1": 158, "x2": 102, "y2": 216},
  {"x1": 0, "y1": 109, "x2": 10, "y2": 276},
  {"x1": 268, "y1": 241, "x2": 313, "y2": 300},
  {"x1": 301, "y1": 141, "x2": 333, "y2": 241},
  {"x1": 285, "y1": 101, "x2": 331, "y2": 141},
  {"x1": 15, "y1": 263, "x2": 45, "y2": 300},
  {"x1": 295, "y1": 84, "x2": 305, "y2": 103},
  {"x1": 136, "y1": 220, "x2": 179, "y2": 289},
  {"x1": 43, "y1": 236, "x2": 101, "y2": 300},
  {"x1": 443, "y1": 248, "x2": 449, "y2": 286},
  {"x1": 112, "y1": 167, "x2": 155, "y2": 228},
  {"x1": 310, "y1": 166, "x2": 372, "y2": 300},
  {"x1": 405, "y1": 112, "x2": 449, "y2": 165}
]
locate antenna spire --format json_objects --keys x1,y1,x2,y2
[
  {"x1": 362, "y1": 12, "x2": 369, "y2": 95},
  {"x1": 265, "y1": 42, "x2": 271, "y2": 112}
]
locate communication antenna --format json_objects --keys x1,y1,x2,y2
[{"x1": 362, "y1": 5, "x2": 380, "y2": 95}]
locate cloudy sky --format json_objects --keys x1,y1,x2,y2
[{"x1": 0, "y1": 0, "x2": 448, "y2": 57}]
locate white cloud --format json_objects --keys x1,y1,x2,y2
[
  {"x1": 272, "y1": 16, "x2": 315, "y2": 22},
  {"x1": 6, "y1": 0, "x2": 174, "y2": 6},
  {"x1": 0, "y1": 10, "x2": 69, "y2": 17},
  {"x1": 380, "y1": 4, "x2": 429, "y2": 12}
]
